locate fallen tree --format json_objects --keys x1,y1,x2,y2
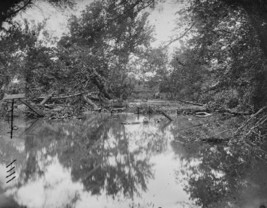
[{"x1": 82, "y1": 94, "x2": 100, "y2": 111}]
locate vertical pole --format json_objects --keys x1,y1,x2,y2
[{"x1": 10, "y1": 99, "x2": 14, "y2": 139}]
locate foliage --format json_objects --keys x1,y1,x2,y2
[
  {"x1": 156, "y1": 0, "x2": 267, "y2": 112},
  {"x1": 0, "y1": 0, "x2": 161, "y2": 102},
  {"x1": 0, "y1": 0, "x2": 74, "y2": 29},
  {"x1": 56, "y1": 0, "x2": 155, "y2": 99},
  {"x1": 0, "y1": 23, "x2": 36, "y2": 96},
  {"x1": 166, "y1": 48, "x2": 207, "y2": 100}
]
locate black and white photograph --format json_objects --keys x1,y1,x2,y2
[{"x1": 0, "y1": 0, "x2": 267, "y2": 207}]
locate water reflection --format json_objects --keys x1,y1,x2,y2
[
  {"x1": 0, "y1": 113, "x2": 266, "y2": 208},
  {"x1": 170, "y1": 115, "x2": 267, "y2": 208}
]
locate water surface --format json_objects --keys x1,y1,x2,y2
[{"x1": 0, "y1": 113, "x2": 267, "y2": 208}]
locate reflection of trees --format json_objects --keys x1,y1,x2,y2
[
  {"x1": 171, "y1": 115, "x2": 267, "y2": 208},
  {"x1": 62, "y1": 115, "x2": 157, "y2": 198},
  {"x1": 50, "y1": 115, "x2": 151, "y2": 198},
  {"x1": 181, "y1": 145, "x2": 252, "y2": 207},
  {"x1": 13, "y1": 113, "x2": 267, "y2": 207},
  {"x1": 19, "y1": 114, "x2": 172, "y2": 200}
]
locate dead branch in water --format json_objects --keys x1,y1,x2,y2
[
  {"x1": 50, "y1": 91, "x2": 98, "y2": 100},
  {"x1": 177, "y1": 99, "x2": 205, "y2": 106},
  {"x1": 235, "y1": 106, "x2": 267, "y2": 135},
  {"x1": 216, "y1": 108, "x2": 251, "y2": 116},
  {"x1": 40, "y1": 91, "x2": 55, "y2": 106},
  {"x1": 157, "y1": 110, "x2": 173, "y2": 121},
  {"x1": 82, "y1": 94, "x2": 100, "y2": 110}
]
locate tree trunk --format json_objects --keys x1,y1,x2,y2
[{"x1": 89, "y1": 67, "x2": 112, "y2": 100}]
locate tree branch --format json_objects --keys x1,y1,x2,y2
[
  {"x1": 6, "y1": 0, "x2": 32, "y2": 19},
  {"x1": 163, "y1": 22, "x2": 196, "y2": 48}
]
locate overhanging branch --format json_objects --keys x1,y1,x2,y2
[
  {"x1": 163, "y1": 22, "x2": 196, "y2": 48},
  {"x1": 6, "y1": 0, "x2": 32, "y2": 20}
]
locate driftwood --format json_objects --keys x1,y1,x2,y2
[
  {"x1": 176, "y1": 101, "x2": 250, "y2": 117},
  {"x1": 49, "y1": 91, "x2": 98, "y2": 100},
  {"x1": 82, "y1": 94, "x2": 99, "y2": 110},
  {"x1": 36, "y1": 91, "x2": 115, "y2": 114},
  {"x1": 177, "y1": 106, "x2": 207, "y2": 115},
  {"x1": 235, "y1": 106, "x2": 267, "y2": 134},
  {"x1": 177, "y1": 99, "x2": 204, "y2": 107},
  {"x1": 111, "y1": 107, "x2": 126, "y2": 113},
  {"x1": 176, "y1": 99, "x2": 251, "y2": 116},
  {"x1": 133, "y1": 105, "x2": 173, "y2": 121},
  {"x1": 20, "y1": 99, "x2": 44, "y2": 117},
  {"x1": 40, "y1": 91, "x2": 55, "y2": 106},
  {"x1": 157, "y1": 110, "x2": 173, "y2": 121},
  {"x1": 216, "y1": 108, "x2": 251, "y2": 116},
  {"x1": 36, "y1": 91, "x2": 99, "y2": 103},
  {"x1": 37, "y1": 91, "x2": 104, "y2": 111}
]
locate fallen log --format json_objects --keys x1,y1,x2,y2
[
  {"x1": 216, "y1": 108, "x2": 251, "y2": 116},
  {"x1": 157, "y1": 110, "x2": 173, "y2": 121},
  {"x1": 40, "y1": 91, "x2": 55, "y2": 106},
  {"x1": 177, "y1": 99, "x2": 204, "y2": 106},
  {"x1": 20, "y1": 99, "x2": 44, "y2": 117},
  {"x1": 111, "y1": 107, "x2": 126, "y2": 113},
  {"x1": 177, "y1": 107, "x2": 207, "y2": 115},
  {"x1": 50, "y1": 91, "x2": 98, "y2": 100},
  {"x1": 82, "y1": 94, "x2": 100, "y2": 110}
]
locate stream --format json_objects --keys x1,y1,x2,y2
[{"x1": 0, "y1": 113, "x2": 267, "y2": 208}]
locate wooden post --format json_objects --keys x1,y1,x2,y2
[{"x1": 10, "y1": 99, "x2": 14, "y2": 139}]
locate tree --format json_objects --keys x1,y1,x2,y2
[
  {"x1": 219, "y1": 0, "x2": 267, "y2": 109},
  {"x1": 0, "y1": 0, "x2": 74, "y2": 29},
  {"x1": 0, "y1": 23, "x2": 36, "y2": 96},
  {"x1": 57, "y1": 0, "x2": 155, "y2": 99},
  {"x1": 169, "y1": 0, "x2": 267, "y2": 111},
  {"x1": 144, "y1": 47, "x2": 169, "y2": 91},
  {"x1": 166, "y1": 47, "x2": 207, "y2": 100}
]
